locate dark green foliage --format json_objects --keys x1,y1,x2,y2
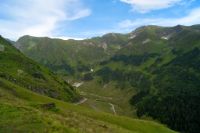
[
  {"x1": 132, "y1": 48, "x2": 200, "y2": 133},
  {"x1": 46, "y1": 61, "x2": 75, "y2": 75},
  {"x1": 77, "y1": 62, "x2": 90, "y2": 72},
  {"x1": 96, "y1": 67, "x2": 151, "y2": 90},
  {"x1": 32, "y1": 72, "x2": 46, "y2": 80},
  {"x1": 82, "y1": 73, "x2": 93, "y2": 81},
  {"x1": 110, "y1": 54, "x2": 159, "y2": 66}
]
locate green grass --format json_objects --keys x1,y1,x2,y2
[
  {"x1": 16, "y1": 36, "x2": 113, "y2": 76},
  {"x1": 0, "y1": 78, "x2": 176, "y2": 133},
  {"x1": 13, "y1": 25, "x2": 200, "y2": 133},
  {"x1": 0, "y1": 36, "x2": 80, "y2": 102},
  {"x1": 78, "y1": 80, "x2": 136, "y2": 117}
]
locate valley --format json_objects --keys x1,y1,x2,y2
[
  {"x1": 76, "y1": 81, "x2": 136, "y2": 117},
  {"x1": 1, "y1": 24, "x2": 200, "y2": 133},
  {"x1": 1, "y1": 0, "x2": 200, "y2": 132},
  {"x1": 0, "y1": 34, "x2": 175, "y2": 133}
]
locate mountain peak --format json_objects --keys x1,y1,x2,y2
[
  {"x1": 173, "y1": 25, "x2": 185, "y2": 32},
  {"x1": 133, "y1": 25, "x2": 162, "y2": 32}
]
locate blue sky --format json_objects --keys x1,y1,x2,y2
[{"x1": 0, "y1": 0, "x2": 200, "y2": 40}]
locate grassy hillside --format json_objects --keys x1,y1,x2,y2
[
  {"x1": 16, "y1": 35, "x2": 128, "y2": 78},
  {"x1": 14, "y1": 25, "x2": 200, "y2": 133},
  {"x1": 77, "y1": 80, "x2": 136, "y2": 117},
  {"x1": 0, "y1": 77, "x2": 176, "y2": 133},
  {"x1": 0, "y1": 35, "x2": 79, "y2": 102},
  {"x1": 16, "y1": 36, "x2": 105, "y2": 77}
]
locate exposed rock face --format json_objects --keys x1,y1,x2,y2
[
  {"x1": 129, "y1": 34, "x2": 136, "y2": 39},
  {"x1": 102, "y1": 42, "x2": 108, "y2": 50},
  {"x1": 0, "y1": 44, "x2": 5, "y2": 52},
  {"x1": 161, "y1": 36, "x2": 169, "y2": 40},
  {"x1": 142, "y1": 39, "x2": 151, "y2": 44},
  {"x1": 73, "y1": 82, "x2": 84, "y2": 88}
]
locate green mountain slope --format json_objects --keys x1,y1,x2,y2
[
  {"x1": 0, "y1": 77, "x2": 176, "y2": 133},
  {"x1": 0, "y1": 35, "x2": 79, "y2": 102},
  {"x1": 16, "y1": 35, "x2": 128, "y2": 78},
  {"x1": 16, "y1": 36, "x2": 106, "y2": 77},
  {"x1": 132, "y1": 48, "x2": 200, "y2": 133},
  {"x1": 95, "y1": 25, "x2": 200, "y2": 133},
  {"x1": 0, "y1": 34, "x2": 177, "y2": 133},
  {"x1": 15, "y1": 25, "x2": 200, "y2": 133}
]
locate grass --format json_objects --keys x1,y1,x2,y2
[
  {"x1": 0, "y1": 36, "x2": 80, "y2": 102},
  {"x1": 78, "y1": 80, "x2": 136, "y2": 117},
  {"x1": 0, "y1": 78, "x2": 176, "y2": 133},
  {"x1": 12, "y1": 25, "x2": 200, "y2": 133}
]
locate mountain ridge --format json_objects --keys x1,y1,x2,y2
[
  {"x1": 0, "y1": 35, "x2": 80, "y2": 102},
  {"x1": 0, "y1": 35, "x2": 176, "y2": 133},
  {"x1": 14, "y1": 24, "x2": 200, "y2": 133}
]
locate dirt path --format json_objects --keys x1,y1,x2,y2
[
  {"x1": 74, "y1": 98, "x2": 87, "y2": 105},
  {"x1": 109, "y1": 103, "x2": 117, "y2": 115}
]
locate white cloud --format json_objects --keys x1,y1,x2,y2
[
  {"x1": 120, "y1": 0, "x2": 182, "y2": 13},
  {"x1": 52, "y1": 36, "x2": 84, "y2": 40},
  {"x1": 0, "y1": 0, "x2": 91, "y2": 40},
  {"x1": 118, "y1": 7, "x2": 200, "y2": 30}
]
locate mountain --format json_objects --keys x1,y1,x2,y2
[
  {"x1": 0, "y1": 35, "x2": 79, "y2": 102},
  {"x1": 0, "y1": 35, "x2": 175, "y2": 133},
  {"x1": 16, "y1": 34, "x2": 129, "y2": 78},
  {"x1": 15, "y1": 25, "x2": 200, "y2": 133},
  {"x1": 0, "y1": 78, "x2": 175, "y2": 133},
  {"x1": 95, "y1": 25, "x2": 200, "y2": 133}
]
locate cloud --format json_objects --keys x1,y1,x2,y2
[
  {"x1": 52, "y1": 36, "x2": 84, "y2": 40},
  {"x1": 118, "y1": 7, "x2": 200, "y2": 30},
  {"x1": 0, "y1": 0, "x2": 91, "y2": 40},
  {"x1": 120, "y1": 0, "x2": 182, "y2": 13}
]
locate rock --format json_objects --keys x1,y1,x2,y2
[
  {"x1": 0, "y1": 44, "x2": 5, "y2": 52},
  {"x1": 161, "y1": 36, "x2": 169, "y2": 40},
  {"x1": 142, "y1": 38, "x2": 151, "y2": 44},
  {"x1": 161, "y1": 35, "x2": 171, "y2": 40},
  {"x1": 129, "y1": 34, "x2": 136, "y2": 39},
  {"x1": 90, "y1": 69, "x2": 94, "y2": 72},
  {"x1": 72, "y1": 82, "x2": 84, "y2": 88},
  {"x1": 102, "y1": 42, "x2": 108, "y2": 50}
]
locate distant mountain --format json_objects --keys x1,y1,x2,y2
[
  {"x1": 15, "y1": 25, "x2": 200, "y2": 133},
  {"x1": 16, "y1": 34, "x2": 129, "y2": 78},
  {"x1": 0, "y1": 35, "x2": 175, "y2": 133}
]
